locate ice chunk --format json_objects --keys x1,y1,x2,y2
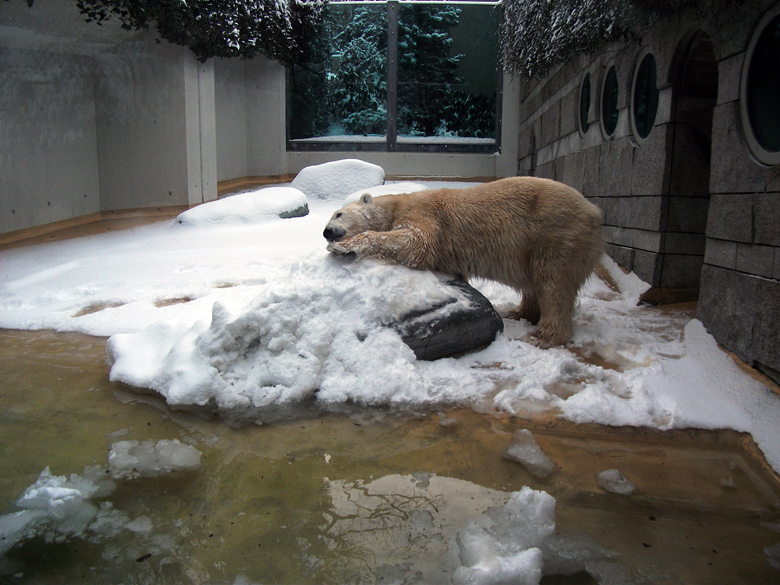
[
  {"x1": 291, "y1": 159, "x2": 385, "y2": 201},
  {"x1": 126, "y1": 515, "x2": 153, "y2": 534},
  {"x1": 502, "y1": 429, "x2": 558, "y2": 479},
  {"x1": 108, "y1": 439, "x2": 202, "y2": 479},
  {"x1": 454, "y1": 487, "x2": 556, "y2": 585},
  {"x1": 174, "y1": 187, "x2": 308, "y2": 226},
  {"x1": 0, "y1": 466, "x2": 115, "y2": 555},
  {"x1": 453, "y1": 546, "x2": 543, "y2": 585},
  {"x1": 596, "y1": 469, "x2": 636, "y2": 495},
  {"x1": 343, "y1": 181, "x2": 428, "y2": 203}
]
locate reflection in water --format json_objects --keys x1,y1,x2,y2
[{"x1": 320, "y1": 474, "x2": 507, "y2": 583}]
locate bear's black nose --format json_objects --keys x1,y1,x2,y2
[{"x1": 323, "y1": 226, "x2": 344, "y2": 242}]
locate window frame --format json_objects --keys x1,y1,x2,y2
[
  {"x1": 600, "y1": 62, "x2": 620, "y2": 140},
  {"x1": 578, "y1": 70, "x2": 592, "y2": 137},
  {"x1": 286, "y1": 0, "x2": 503, "y2": 154},
  {"x1": 630, "y1": 49, "x2": 660, "y2": 144},
  {"x1": 740, "y1": 4, "x2": 780, "y2": 167}
]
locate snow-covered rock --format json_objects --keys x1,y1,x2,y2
[
  {"x1": 343, "y1": 181, "x2": 428, "y2": 203},
  {"x1": 291, "y1": 159, "x2": 385, "y2": 201},
  {"x1": 174, "y1": 187, "x2": 308, "y2": 226}
]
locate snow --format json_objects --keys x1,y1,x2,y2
[
  {"x1": 291, "y1": 158, "x2": 385, "y2": 200},
  {"x1": 1, "y1": 163, "x2": 779, "y2": 475},
  {"x1": 174, "y1": 186, "x2": 309, "y2": 226},
  {"x1": 343, "y1": 181, "x2": 429, "y2": 203}
]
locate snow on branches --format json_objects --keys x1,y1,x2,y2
[
  {"x1": 500, "y1": 0, "x2": 699, "y2": 78},
  {"x1": 74, "y1": 0, "x2": 326, "y2": 63}
]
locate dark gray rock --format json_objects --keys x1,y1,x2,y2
[{"x1": 390, "y1": 278, "x2": 504, "y2": 361}]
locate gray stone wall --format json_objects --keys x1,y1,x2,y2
[{"x1": 515, "y1": 0, "x2": 780, "y2": 381}]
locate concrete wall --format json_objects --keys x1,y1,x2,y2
[
  {"x1": 215, "y1": 59, "x2": 250, "y2": 182},
  {"x1": 1, "y1": 0, "x2": 218, "y2": 234},
  {"x1": 0, "y1": 47, "x2": 102, "y2": 233},
  {"x1": 94, "y1": 40, "x2": 217, "y2": 211},
  {"x1": 515, "y1": 0, "x2": 780, "y2": 380}
]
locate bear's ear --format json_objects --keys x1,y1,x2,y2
[{"x1": 359, "y1": 193, "x2": 373, "y2": 205}]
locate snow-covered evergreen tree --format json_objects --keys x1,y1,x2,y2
[
  {"x1": 72, "y1": 0, "x2": 326, "y2": 64},
  {"x1": 500, "y1": 0, "x2": 736, "y2": 78}
]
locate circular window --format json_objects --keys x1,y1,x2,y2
[
  {"x1": 631, "y1": 52, "x2": 659, "y2": 141},
  {"x1": 741, "y1": 7, "x2": 780, "y2": 165},
  {"x1": 579, "y1": 72, "x2": 591, "y2": 135},
  {"x1": 601, "y1": 65, "x2": 620, "y2": 138}
]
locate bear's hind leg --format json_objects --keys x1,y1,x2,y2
[
  {"x1": 506, "y1": 290, "x2": 541, "y2": 325},
  {"x1": 531, "y1": 281, "x2": 578, "y2": 348}
]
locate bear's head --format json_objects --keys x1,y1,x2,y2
[{"x1": 323, "y1": 193, "x2": 384, "y2": 243}]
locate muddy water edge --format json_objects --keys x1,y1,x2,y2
[{"x1": 1, "y1": 328, "x2": 779, "y2": 584}]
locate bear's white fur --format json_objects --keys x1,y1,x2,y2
[{"x1": 324, "y1": 176, "x2": 604, "y2": 347}]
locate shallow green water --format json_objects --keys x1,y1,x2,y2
[{"x1": 1, "y1": 329, "x2": 779, "y2": 584}]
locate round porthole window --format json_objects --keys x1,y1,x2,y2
[
  {"x1": 601, "y1": 65, "x2": 619, "y2": 138},
  {"x1": 579, "y1": 72, "x2": 591, "y2": 135},
  {"x1": 631, "y1": 52, "x2": 659, "y2": 141},
  {"x1": 741, "y1": 6, "x2": 780, "y2": 166}
]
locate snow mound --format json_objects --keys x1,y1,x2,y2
[
  {"x1": 174, "y1": 187, "x2": 308, "y2": 226},
  {"x1": 106, "y1": 254, "x2": 485, "y2": 420},
  {"x1": 344, "y1": 181, "x2": 429, "y2": 203},
  {"x1": 291, "y1": 159, "x2": 385, "y2": 201}
]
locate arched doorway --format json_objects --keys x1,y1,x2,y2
[{"x1": 662, "y1": 31, "x2": 718, "y2": 294}]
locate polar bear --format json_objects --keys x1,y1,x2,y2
[{"x1": 324, "y1": 176, "x2": 604, "y2": 347}]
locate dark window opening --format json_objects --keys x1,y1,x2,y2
[
  {"x1": 601, "y1": 65, "x2": 619, "y2": 137},
  {"x1": 632, "y1": 53, "x2": 659, "y2": 140},
  {"x1": 745, "y1": 14, "x2": 780, "y2": 156}
]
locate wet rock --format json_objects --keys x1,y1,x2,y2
[{"x1": 391, "y1": 278, "x2": 504, "y2": 361}]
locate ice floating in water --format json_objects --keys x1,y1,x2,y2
[
  {"x1": 323, "y1": 474, "x2": 613, "y2": 584},
  {"x1": 291, "y1": 158, "x2": 384, "y2": 201},
  {"x1": 108, "y1": 439, "x2": 202, "y2": 479},
  {"x1": 174, "y1": 187, "x2": 309, "y2": 226},
  {"x1": 596, "y1": 469, "x2": 637, "y2": 495},
  {"x1": 502, "y1": 429, "x2": 558, "y2": 479},
  {"x1": 0, "y1": 440, "x2": 201, "y2": 556},
  {"x1": 454, "y1": 487, "x2": 555, "y2": 585}
]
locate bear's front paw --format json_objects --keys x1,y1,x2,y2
[{"x1": 327, "y1": 241, "x2": 353, "y2": 255}]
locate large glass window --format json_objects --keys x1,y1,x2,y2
[
  {"x1": 741, "y1": 6, "x2": 780, "y2": 166},
  {"x1": 287, "y1": 0, "x2": 500, "y2": 153}
]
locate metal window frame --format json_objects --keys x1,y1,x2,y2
[{"x1": 286, "y1": 0, "x2": 503, "y2": 154}]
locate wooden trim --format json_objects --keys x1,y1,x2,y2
[
  {"x1": 217, "y1": 175, "x2": 297, "y2": 197},
  {"x1": 0, "y1": 206, "x2": 189, "y2": 249}
]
